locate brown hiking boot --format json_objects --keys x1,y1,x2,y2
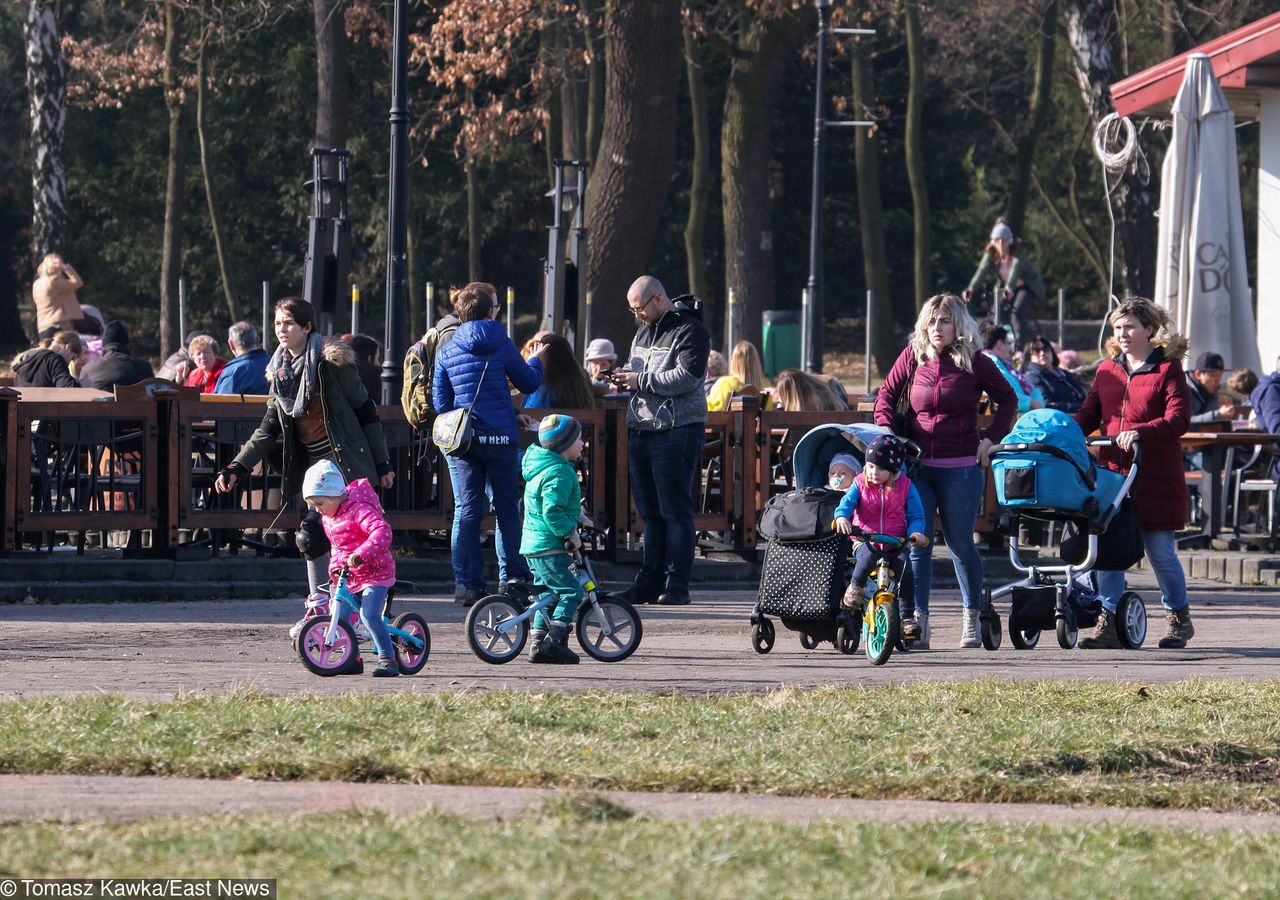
[
  {"x1": 1158, "y1": 607, "x2": 1194, "y2": 649},
  {"x1": 1079, "y1": 609, "x2": 1123, "y2": 649},
  {"x1": 841, "y1": 582, "x2": 863, "y2": 612}
]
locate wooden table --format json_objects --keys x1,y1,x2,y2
[{"x1": 1180, "y1": 430, "x2": 1280, "y2": 538}]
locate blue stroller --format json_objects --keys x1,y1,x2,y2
[
  {"x1": 751, "y1": 423, "x2": 917, "y2": 661},
  {"x1": 986, "y1": 409, "x2": 1148, "y2": 650}
]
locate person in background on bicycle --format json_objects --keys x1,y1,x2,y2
[
  {"x1": 520, "y1": 414, "x2": 593, "y2": 664},
  {"x1": 833, "y1": 435, "x2": 929, "y2": 641},
  {"x1": 961, "y1": 218, "x2": 1046, "y2": 349},
  {"x1": 303, "y1": 459, "x2": 400, "y2": 677}
]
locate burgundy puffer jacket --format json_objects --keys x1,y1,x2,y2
[
  {"x1": 1073, "y1": 349, "x2": 1191, "y2": 532},
  {"x1": 875, "y1": 346, "x2": 1017, "y2": 462}
]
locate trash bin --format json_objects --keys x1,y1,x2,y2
[{"x1": 761, "y1": 309, "x2": 802, "y2": 377}]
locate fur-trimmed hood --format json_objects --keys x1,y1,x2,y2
[{"x1": 322, "y1": 338, "x2": 355, "y2": 368}]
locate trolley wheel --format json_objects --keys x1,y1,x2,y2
[
  {"x1": 576, "y1": 595, "x2": 643, "y2": 662},
  {"x1": 1056, "y1": 613, "x2": 1078, "y2": 649},
  {"x1": 752, "y1": 618, "x2": 775, "y2": 654},
  {"x1": 391, "y1": 612, "x2": 431, "y2": 675},
  {"x1": 836, "y1": 612, "x2": 860, "y2": 655},
  {"x1": 864, "y1": 600, "x2": 899, "y2": 666},
  {"x1": 296, "y1": 617, "x2": 359, "y2": 677},
  {"x1": 799, "y1": 632, "x2": 819, "y2": 650},
  {"x1": 1009, "y1": 622, "x2": 1041, "y2": 650},
  {"x1": 979, "y1": 608, "x2": 1003, "y2": 651},
  {"x1": 465, "y1": 595, "x2": 527, "y2": 664},
  {"x1": 1115, "y1": 591, "x2": 1148, "y2": 649}
]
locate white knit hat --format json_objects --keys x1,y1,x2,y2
[
  {"x1": 990, "y1": 220, "x2": 1014, "y2": 242},
  {"x1": 584, "y1": 338, "x2": 617, "y2": 362},
  {"x1": 302, "y1": 459, "x2": 346, "y2": 499}
]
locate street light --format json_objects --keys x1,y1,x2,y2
[
  {"x1": 542, "y1": 158, "x2": 589, "y2": 346},
  {"x1": 380, "y1": 0, "x2": 409, "y2": 405},
  {"x1": 804, "y1": 1, "x2": 873, "y2": 373}
]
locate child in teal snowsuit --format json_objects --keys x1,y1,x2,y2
[{"x1": 520, "y1": 414, "x2": 589, "y2": 664}]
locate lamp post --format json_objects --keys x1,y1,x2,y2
[
  {"x1": 804, "y1": 0, "x2": 873, "y2": 373},
  {"x1": 542, "y1": 159, "x2": 589, "y2": 344},
  {"x1": 380, "y1": 0, "x2": 409, "y2": 405}
]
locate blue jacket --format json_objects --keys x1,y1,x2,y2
[
  {"x1": 213, "y1": 348, "x2": 271, "y2": 395},
  {"x1": 1024, "y1": 363, "x2": 1086, "y2": 413},
  {"x1": 433, "y1": 319, "x2": 542, "y2": 441},
  {"x1": 1251, "y1": 372, "x2": 1280, "y2": 434}
]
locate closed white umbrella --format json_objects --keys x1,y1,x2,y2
[{"x1": 1154, "y1": 53, "x2": 1259, "y2": 373}]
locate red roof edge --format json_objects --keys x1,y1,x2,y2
[{"x1": 1111, "y1": 11, "x2": 1280, "y2": 117}]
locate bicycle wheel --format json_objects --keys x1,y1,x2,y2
[
  {"x1": 576, "y1": 594, "x2": 643, "y2": 662},
  {"x1": 863, "y1": 599, "x2": 899, "y2": 666},
  {"x1": 391, "y1": 612, "x2": 431, "y2": 675},
  {"x1": 465, "y1": 595, "x2": 527, "y2": 664},
  {"x1": 297, "y1": 618, "x2": 359, "y2": 677}
]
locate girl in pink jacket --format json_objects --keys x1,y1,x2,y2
[{"x1": 302, "y1": 460, "x2": 400, "y2": 677}]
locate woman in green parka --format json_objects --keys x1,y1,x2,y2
[
  {"x1": 215, "y1": 297, "x2": 394, "y2": 595},
  {"x1": 961, "y1": 217, "x2": 1047, "y2": 349}
]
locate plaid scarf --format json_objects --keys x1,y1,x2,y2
[{"x1": 267, "y1": 331, "x2": 323, "y2": 417}]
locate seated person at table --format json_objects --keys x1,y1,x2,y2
[
  {"x1": 184, "y1": 334, "x2": 228, "y2": 394},
  {"x1": 1250, "y1": 356, "x2": 1280, "y2": 476},
  {"x1": 12, "y1": 331, "x2": 84, "y2": 389},
  {"x1": 1226, "y1": 368, "x2": 1258, "y2": 419},
  {"x1": 78, "y1": 320, "x2": 154, "y2": 391},
  {"x1": 1186, "y1": 352, "x2": 1234, "y2": 424},
  {"x1": 214, "y1": 322, "x2": 271, "y2": 395}
]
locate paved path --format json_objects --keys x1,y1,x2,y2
[
  {"x1": 1, "y1": 571, "x2": 1277, "y2": 698},
  {"x1": 3, "y1": 774, "x2": 1280, "y2": 833}
]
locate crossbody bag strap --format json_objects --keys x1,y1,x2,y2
[{"x1": 466, "y1": 357, "x2": 492, "y2": 414}]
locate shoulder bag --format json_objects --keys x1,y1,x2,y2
[
  {"x1": 891, "y1": 357, "x2": 918, "y2": 437},
  {"x1": 432, "y1": 357, "x2": 490, "y2": 457}
]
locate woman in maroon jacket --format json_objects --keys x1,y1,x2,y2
[
  {"x1": 1073, "y1": 298, "x2": 1193, "y2": 649},
  {"x1": 876, "y1": 293, "x2": 1017, "y2": 649}
]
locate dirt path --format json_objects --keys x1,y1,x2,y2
[
  {"x1": 1, "y1": 774, "x2": 1277, "y2": 833},
  {"x1": 1, "y1": 570, "x2": 1277, "y2": 699}
]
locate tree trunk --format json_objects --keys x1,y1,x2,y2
[
  {"x1": 903, "y1": 0, "x2": 931, "y2": 311},
  {"x1": 682, "y1": 24, "x2": 710, "y2": 315},
  {"x1": 1065, "y1": 0, "x2": 1158, "y2": 299},
  {"x1": 556, "y1": 13, "x2": 584, "y2": 160},
  {"x1": 1007, "y1": 0, "x2": 1058, "y2": 236},
  {"x1": 851, "y1": 41, "x2": 894, "y2": 378},
  {"x1": 313, "y1": 0, "x2": 349, "y2": 151},
  {"x1": 24, "y1": 0, "x2": 68, "y2": 261},
  {"x1": 583, "y1": 0, "x2": 682, "y2": 347},
  {"x1": 582, "y1": 0, "x2": 604, "y2": 169},
  {"x1": 159, "y1": 1, "x2": 187, "y2": 358},
  {"x1": 196, "y1": 42, "x2": 238, "y2": 323},
  {"x1": 467, "y1": 159, "x2": 482, "y2": 281},
  {"x1": 721, "y1": 6, "x2": 810, "y2": 350}
]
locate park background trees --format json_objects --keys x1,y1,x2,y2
[{"x1": 0, "y1": 0, "x2": 1272, "y2": 362}]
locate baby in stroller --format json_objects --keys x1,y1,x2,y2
[{"x1": 832, "y1": 436, "x2": 929, "y2": 641}]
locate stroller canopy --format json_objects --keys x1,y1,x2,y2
[
  {"x1": 791, "y1": 422, "x2": 898, "y2": 489},
  {"x1": 1001, "y1": 409, "x2": 1093, "y2": 474}
]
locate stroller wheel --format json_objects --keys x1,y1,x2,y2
[
  {"x1": 980, "y1": 609, "x2": 1002, "y2": 651},
  {"x1": 1009, "y1": 624, "x2": 1041, "y2": 650},
  {"x1": 836, "y1": 612, "x2": 860, "y2": 655},
  {"x1": 752, "y1": 618, "x2": 775, "y2": 654},
  {"x1": 1115, "y1": 591, "x2": 1147, "y2": 649},
  {"x1": 799, "y1": 632, "x2": 819, "y2": 650},
  {"x1": 1056, "y1": 615, "x2": 1078, "y2": 649}
]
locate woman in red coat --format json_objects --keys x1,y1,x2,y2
[{"x1": 1073, "y1": 297, "x2": 1193, "y2": 649}]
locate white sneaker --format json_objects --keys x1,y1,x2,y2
[{"x1": 959, "y1": 609, "x2": 981, "y2": 648}]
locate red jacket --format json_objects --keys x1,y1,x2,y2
[
  {"x1": 1073, "y1": 349, "x2": 1190, "y2": 532},
  {"x1": 875, "y1": 346, "x2": 1017, "y2": 462},
  {"x1": 185, "y1": 358, "x2": 228, "y2": 394}
]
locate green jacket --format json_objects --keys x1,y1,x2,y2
[
  {"x1": 967, "y1": 251, "x2": 1047, "y2": 302},
  {"x1": 519, "y1": 445, "x2": 582, "y2": 555},
  {"x1": 232, "y1": 339, "x2": 391, "y2": 497}
]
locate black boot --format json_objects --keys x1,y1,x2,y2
[
  {"x1": 527, "y1": 628, "x2": 547, "y2": 662},
  {"x1": 532, "y1": 621, "x2": 579, "y2": 665}
]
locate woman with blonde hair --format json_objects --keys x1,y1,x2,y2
[
  {"x1": 13, "y1": 330, "x2": 84, "y2": 388},
  {"x1": 707, "y1": 341, "x2": 775, "y2": 411},
  {"x1": 875, "y1": 293, "x2": 1016, "y2": 648},
  {"x1": 32, "y1": 253, "x2": 98, "y2": 337},
  {"x1": 1073, "y1": 297, "x2": 1194, "y2": 649},
  {"x1": 183, "y1": 333, "x2": 228, "y2": 394},
  {"x1": 772, "y1": 368, "x2": 846, "y2": 412}
]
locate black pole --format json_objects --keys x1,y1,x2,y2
[
  {"x1": 381, "y1": 0, "x2": 409, "y2": 405},
  {"x1": 804, "y1": 0, "x2": 830, "y2": 374}
]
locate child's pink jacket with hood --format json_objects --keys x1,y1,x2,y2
[{"x1": 321, "y1": 478, "x2": 396, "y2": 591}]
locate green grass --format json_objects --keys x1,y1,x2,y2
[
  {"x1": 4, "y1": 680, "x2": 1280, "y2": 810},
  {"x1": 1, "y1": 806, "x2": 1276, "y2": 899}
]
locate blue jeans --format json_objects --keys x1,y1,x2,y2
[
  {"x1": 628, "y1": 425, "x2": 704, "y2": 596},
  {"x1": 445, "y1": 455, "x2": 518, "y2": 587},
  {"x1": 357, "y1": 585, "x2": 394, "y2": 659},
  {"x1": 450, "y1": 440, "x2": 530, "y2": 591},
  {"x1": 1095, "y1": 529, "x2": 1188, "y2": 614},
  {"x1": 908, "y1": 463, "x2": 986, "y2": 612}
]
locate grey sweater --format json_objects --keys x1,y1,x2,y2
[{"x1": 625, "y1": 307, "x2": 711, "y2": 431}]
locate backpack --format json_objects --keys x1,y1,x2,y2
[
  {"x1": 758, "y1": 487, "x2": 844, "y2": 543},
  {"x1": 400, "y1": 317, "x2": 458, "y2": 428}
]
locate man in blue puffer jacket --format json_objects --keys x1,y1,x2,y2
[{"x1": 434, "y1": 282, "x2": 545, "y2": 606}]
